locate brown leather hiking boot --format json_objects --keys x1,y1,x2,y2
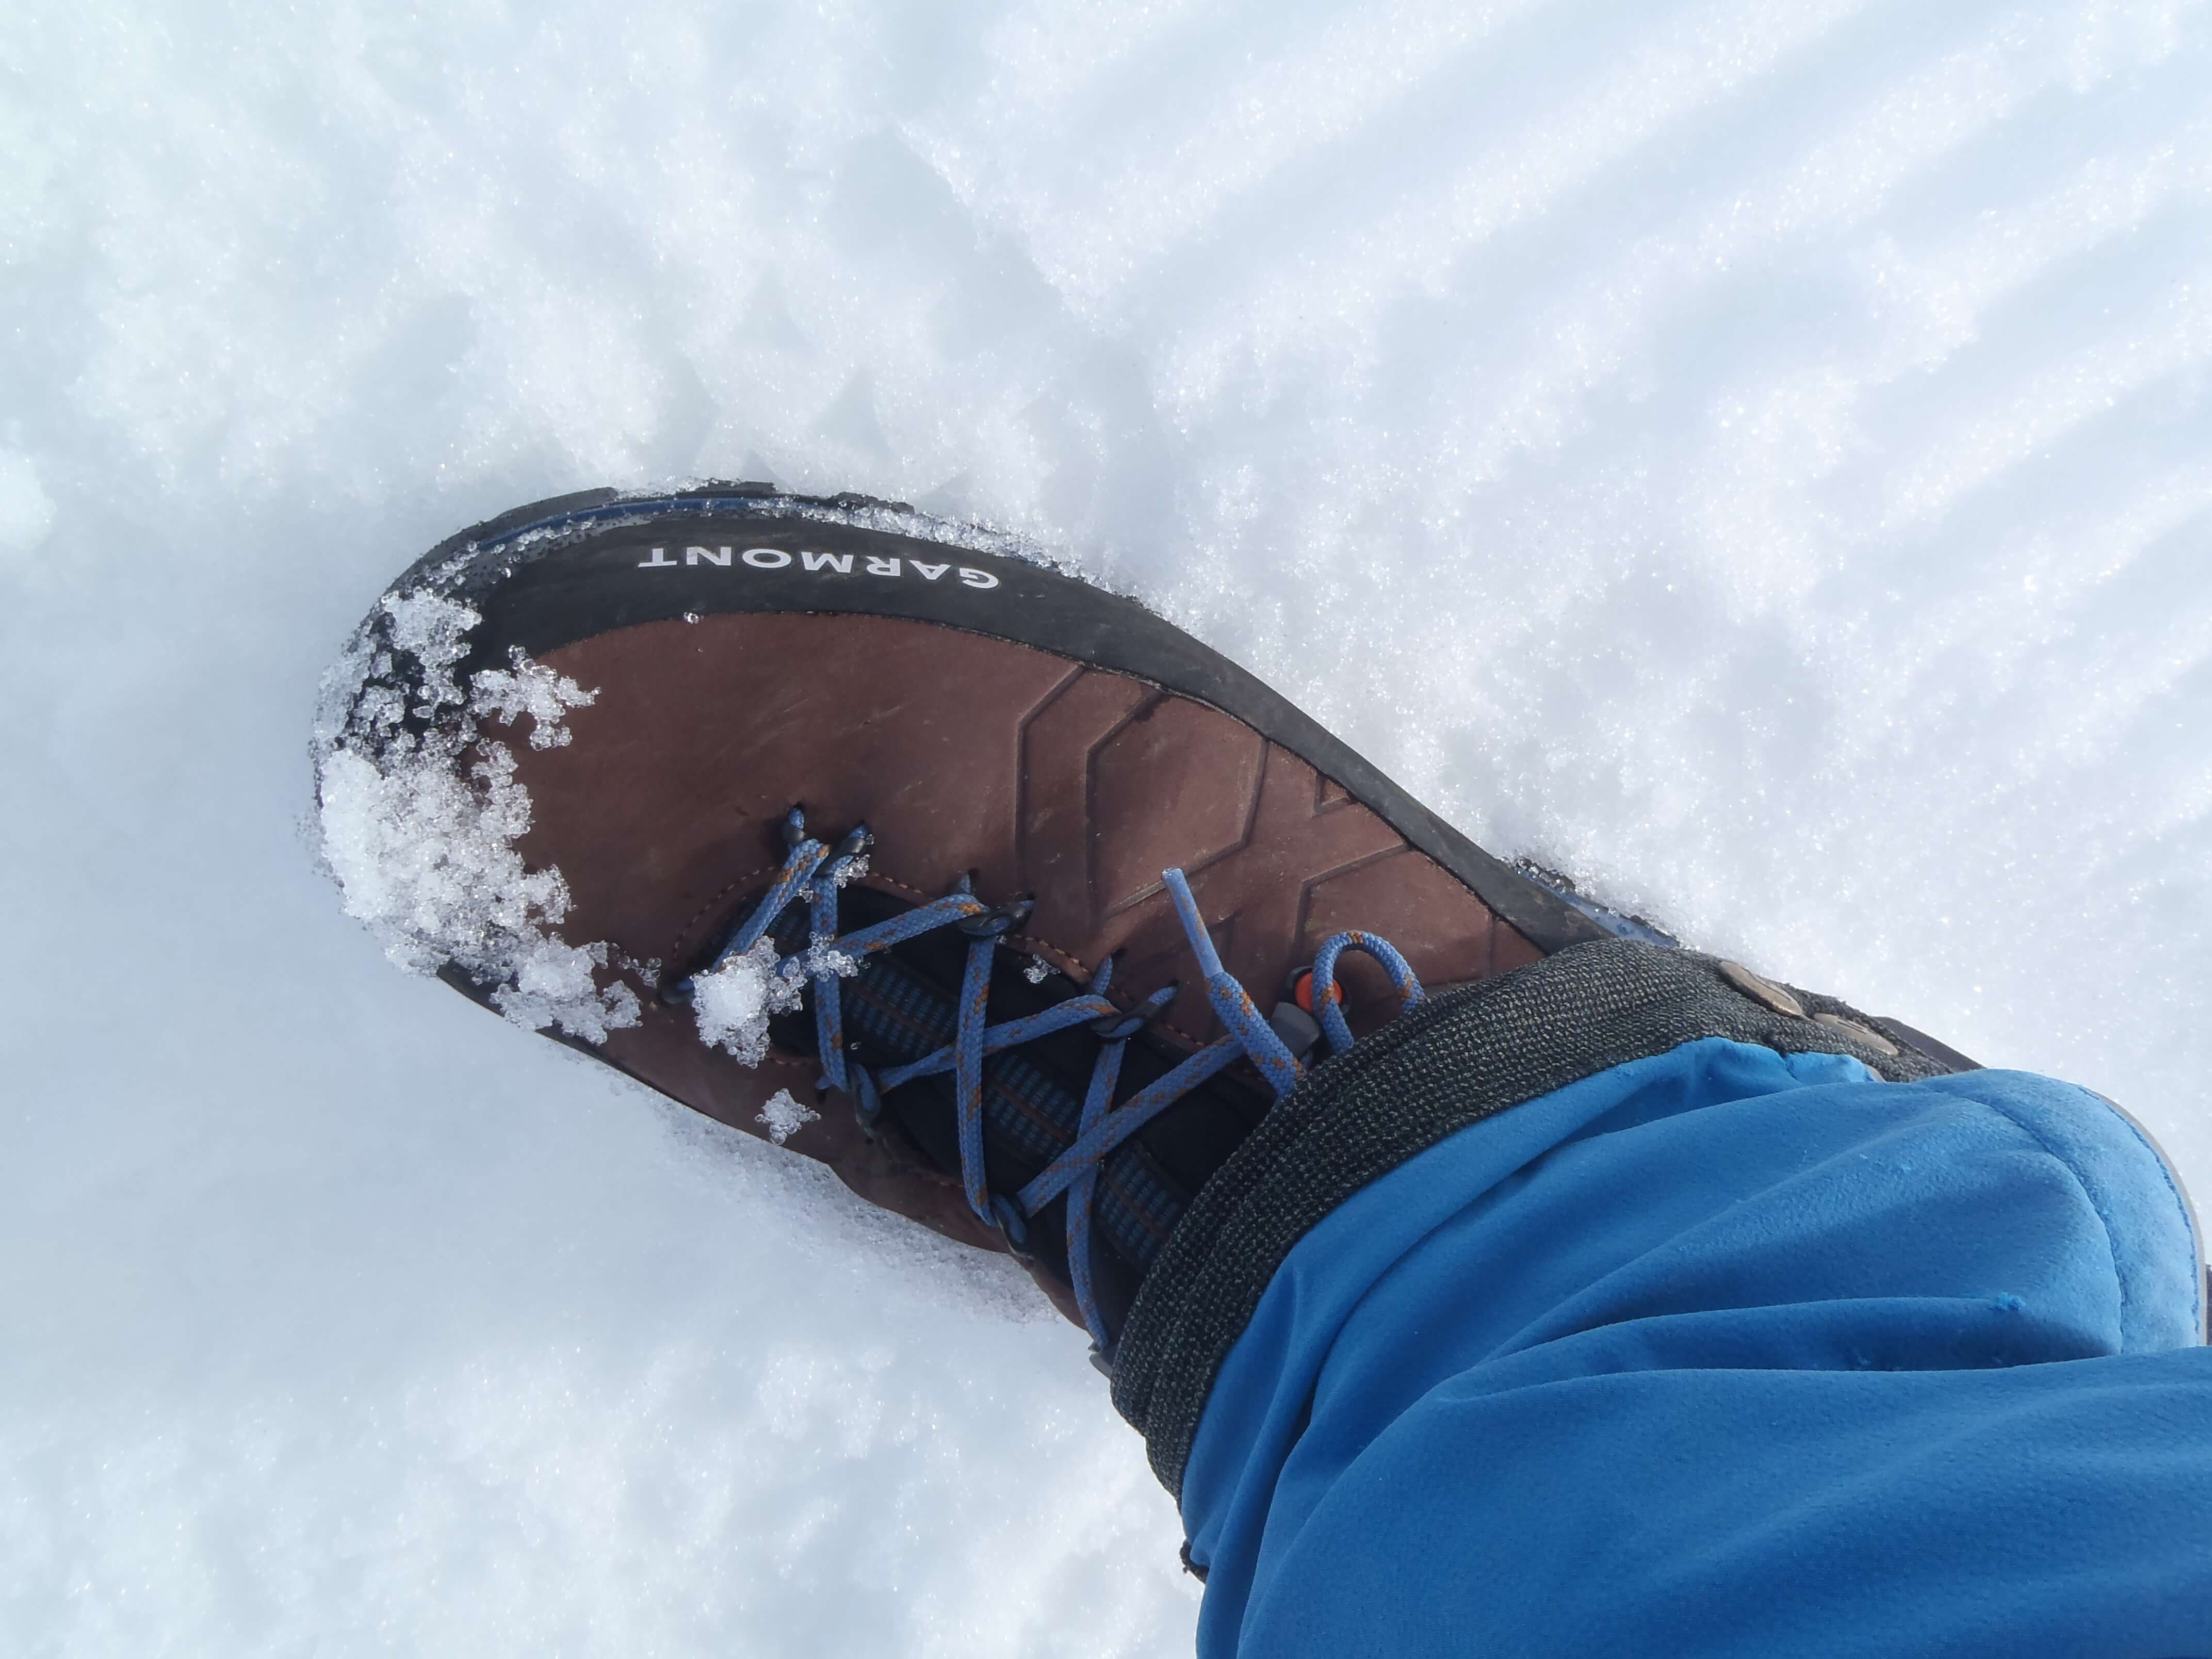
[{"x1": 314, "y1": 485, "x2": 1625, "y2": 1359}]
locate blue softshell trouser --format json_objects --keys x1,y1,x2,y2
[{"x1": 1180, "y1": 1040, "x2": 2211, "y2": 1656}]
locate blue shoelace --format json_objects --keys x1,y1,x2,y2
[{"x1": 680, "y1": 808, "x2": 1425, "y2": 1362}]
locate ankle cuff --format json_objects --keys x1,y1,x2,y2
[{"x1": 1109, "y1": 937, "x2": 1967, "y2": 1498}]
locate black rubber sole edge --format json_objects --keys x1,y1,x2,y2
[{"x1": 380, "y1": 482, "x2": 1612, "y2": 958}]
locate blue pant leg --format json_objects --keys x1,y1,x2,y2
[{"x1": 1179, "y1": 1039, "x2": 2210, "y2": 1658}]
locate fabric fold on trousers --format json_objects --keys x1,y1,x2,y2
[{"x1": 1174, "y1": 1037, "x2": 2208, "y2": 1658}]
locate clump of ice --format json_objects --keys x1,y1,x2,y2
[
  {"x1": 799, "y1": 938, "x2": 860, "y2": 980},
  {"x1": 690, "y1": 937, "x2": 804, "y2": 1066},
  {"x1": 692, "y1": 933, "x2": 860, "y2": 1066},
  {"x1": 1023, "y1": 955, "x2": 1053, "y2": 985},
  {"x1": 470, "y1": 646, "x2": 598, "y2": 749},
  {"x1": 313, "y1": 587, "x2": 640, "y2": 1044},
  {"x1": 756, "y1": 1088, "x2": 820, "y2": 1145},
  {"x1": 380, "y1": 589, "x2": 477, "y2": 718}
]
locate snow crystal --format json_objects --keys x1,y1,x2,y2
[
  {"x1": 690, "y1": 937, "x2": 804, "y2": 1066},
  {"x1": 471, "y1": 646, "x2": 598, "y2": 750},
  {"x1": 800, "y1": 938, "x2": 861, "y2": 981},
  {"x1": 690, "y1": 933, "x2": 858, "y2": 1065},
  {"x1": 1024, "y1": 955, "x2": 1053, "y2": 985},
  {"x1": 314, "y1": 589, "x2": 640, "y2": 1043},
  {"x1": 379, "y1": 589, "x2": 478, "y2": 719},
  {"x1": 756, "y1": 1088, "x2": 821, "y2": 1145}
]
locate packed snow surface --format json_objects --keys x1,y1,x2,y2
[{"x1": 6, "y1": 1, "x2": 2212, "y2": 1654}]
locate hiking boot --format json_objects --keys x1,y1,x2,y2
[{"x1": 313, "y1": 484, "x2": 1961, "y2": 1367}]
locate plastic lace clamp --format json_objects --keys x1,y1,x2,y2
[
  {"x1": 989, "y1": 1194, "x2": 1031, "y2": 1251},
  {"x1": 1090, "y1": 979, "x2": 1177, "y2": 1043},
  {"x1": 954, "y1": 896, "x2": 1035, "y2": 939},
  {"x1": 845, "y1": 1060, "x2": 885, "y2": 1137},
  {"x1": 1267, "y1": 998, "x2": 1323, "y2": 1061}
]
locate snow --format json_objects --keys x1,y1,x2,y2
[
  {"x1": 758, "y1": 1088, "x2": 823, "y2": 1146},
  {"x1": 691, "y1": 937, "x2": 805, "y2": 1066},
  {"x1": 0, "y1": 448, "x2": 57, "y2": 562},
  {"x1": 312, "y1": 593, "x2": 639, "y2": 1042},
  {"x1": 6, "y1": 1, "x2": 2211, "y2": 1654},
  {"x1": 469, "y1": 647, "x2": 598, "y2": 751}
]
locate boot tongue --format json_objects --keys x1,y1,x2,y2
[{"x1": 754, "y1": 886, "x2": 1268, "y2": 1337}]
